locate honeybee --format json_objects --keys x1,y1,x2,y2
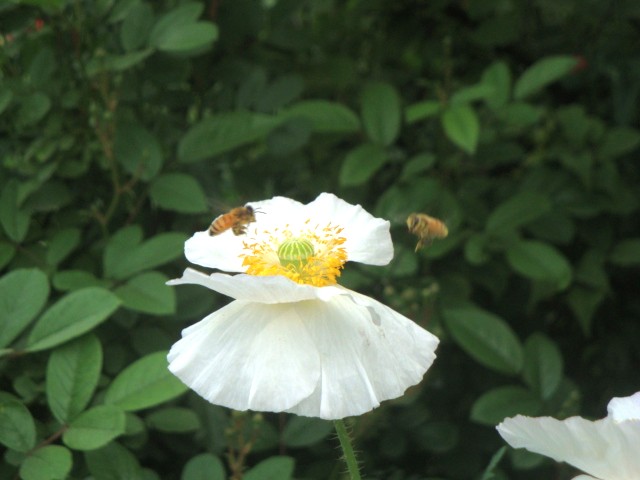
[
  {"x1": 406, "y1": 213, "x2": 448, "y2": 252},
  {"x1": 208, "y1": 205, "x2": 257, "y2": 236}
]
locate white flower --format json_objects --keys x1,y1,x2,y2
[
  {"x1": 496, "y1": 391, "x2": 640, "y2": 480},
  {"x1": 167, "y1": 193, "x2": 439, "y2": 420}
]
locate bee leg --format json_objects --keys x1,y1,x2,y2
[{"x1": 232, "y1": 225, "x2": 247, "y2": 236}]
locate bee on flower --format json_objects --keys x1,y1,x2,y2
[{"x1": 167, "y1": 193, "x2": 439, "y2": 420}]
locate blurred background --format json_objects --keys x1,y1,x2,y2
[{"x1": 1, "y1": 1, "x2": 640, "y2": 479}]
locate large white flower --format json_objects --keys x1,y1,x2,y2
[
  {"x1": 496, "y1": 391, "x2": 640, "y2": 479},
  {"x1": 167, "y1": 193, "x2": 439, "y2": 420}
]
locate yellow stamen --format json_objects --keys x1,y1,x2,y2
[{"x1": 241, "y1": 222, "x2": 347, "y2": 287}]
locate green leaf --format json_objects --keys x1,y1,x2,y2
[
  {"x1": 482, "y1": 61, "x2": 511, "y2": 109},
  {"x1": 0, "y1": 87, "x2": 13, "y2": 115},
  {"x1": 522, "y1": 333, "x2": 563, "y2": 400},
  {"x1": 149, "y1": 3, "x2": 206, "y2": 46},
  {"x1": 0, "y1": 268, "x2": 49, "y2": 348},
  {"x1": 451, "y1": 83, "x2": 495, "y2": 104},
  {"x1": 86, "y1": 50, "x2": 154, "y2": 74},
  {"x1": 63, "y1": 405, "x2": 126, "y2": 451},
  {"x1": 149, "y1": 173, "x2": 209, "y2": 213},
  {"x1": 405, "y1": 100, "x2": 440, "y2": 124},
  {"x1": 266, "y1": 118, "x2": 312, "y2": 155},
  {"x1": 152, "y1": 22, "x2": 218, "y2": 52},
  {"x1": 559, "y1": 151, "x2": 592, "y2": 187},
  {"x1": 497, "y1": 102, "x2": 544, "y2": 127},
  {"x1": 17, "y1": 92, "x2": 51, "y2": 127},
  {"x1": 557, "y1": 105, "x2": 591, "y2": 145},
  {"x1": 506, "y1": 240, "x2": 572, "y2": 289},
  {"x1": 567, "y1": 286, "x2": 606, "y2": 336},
  {"x1": 0, "y1": 179, "x2": 30, "y2": 242},
  {"x1": 178, "y1": 111, "x2": 279, "y2": 163},
  {"x1": 339, "y1": 143, "x2": 388, "y2": 187},
  {"x1": 46, "y1": 228, "x2": 81, "y2": 267},
  {"x1": 575, "y1": 249, "x2": 609, "y2": 290},
  {"x1": 115, "y1": 271, "x2": 176, "y2": 315},
  {"x1": 361, "y1": 81, "x2": 402, "y2": 145},
  {"x1": 464, "y1": 234, "x2": 491, "y2": 265},
  {"x1": 280, "y1": 100, "x2": 361, "y2": 134},
  {"x1": 598, "y1": 126, "x2": 640, "y2": 159},
  {"x1": 399, "y1": 152, "x2": 436, "y2": 181},
  {"x1": 104, "y1": 351, "x2": 188, "y2": 411},
  {"x1": 443, "y1": 306, "x2": 523, "y2": 375},
  {"x1": 609, "y1": 238, "x2": 640, "y2": 266},
  {"x1": 26, "y1": 288, "x2": 121, "y2": 352},
  {"x1": 114, "y1": 120, "x2": 163, "y2": 181},
  {"x1": 104, "y1": 227, "x2": 186, "y2": 280},
  {"x1": 480, "y1": 447, "x2": 508, "y2": 480},
  {"x1": 146, "y1": 407, "x2": 200, "y2": 433},
  {"x1": 181, "y1": 453, "x2": 225, "y2": 480},
  {"x1": 441, "y1": 103, "x2": 479, "y2": 154},
  {"x1": 0, "y1": 241, "x2": 16, "y2": 269},
  {"x1": 52, "y1": 270, "x2": 107, "y2": 292},
  {"x1": 526, "y1": 211, "x2": 575, "y2": 245},
  {"x1": 244, "y1": 456, "x2": 295, "y2": 480},
  {"x1": 28, "y1": 47, "x2": 57, "y2": 89},
  {"x1": 514, "y1": 55, "x2": 579, "y2": 100},
  {"x1": 46, "y1": 334, "x2": 103, "y2": 423},
  {"x1": 85, "y1": 442, "x2": 142, "y2": 480},
  {"x1": 19, "y1": 445, "x2": 72, "y2": 480},
  {"x1": 0, "y1": 392, "x2": 36, "y2": 452},
  {"x1": 486, "y1": 192, "x2": 552, "y2": 234},
  {"x1": 282, "y1": 417, "x2": 333, "y2": 448},
  {"x1": 471, "y1": 386, "x2": 542, "y2": 425},
  {"x1": 120, "y1": 2, "x2": 154, "y2": 51},
  {"x1": 256, "y1": 74, "x2": 305, "y2": 112}
]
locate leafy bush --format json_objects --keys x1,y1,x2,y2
[{"x1": 1, "y1": 0, "x2": 639, "y2": 479}]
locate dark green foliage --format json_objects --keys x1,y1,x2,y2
[{"x1": 1, "y1": 0, "x2": 639, "y2": 479}]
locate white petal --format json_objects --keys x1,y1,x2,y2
[
  {"x1": 248, "y1": 196, "x2": 307, "y2": 229},
  {"x1": 183, "y1": 194, "x2": 393, "y2": 270},
  {"x1": 168, "y1": 268, "x2": 346, "y2": 303},
  {"x1": 287, "y1": 293, "x2": 438, "y2": 419},
  {"x1": 305, "y1": 193, "x2": 393, "y2": 265},
  {"x1": 497, "y1": 415, "x2": 640, "y2": 480},
  {"x1": 168, "y1": 301, "x2": 320, "y2": 413},
  {"x1": 168, "y1": 291, "x2": 438, "y2": 420},
  {"x1": 184, "y1": 230, "x2": 246, "y2": 271},
  {"x1": 607, "y1": 391, "x2": 640, "y2": 423}
]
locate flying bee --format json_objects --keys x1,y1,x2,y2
[
  {"x1": 208, "y1": 205, "x2": 258, "y2": 236},
  {"x1": 406, "y1": 213, "x2": 448, "y2": 252}
]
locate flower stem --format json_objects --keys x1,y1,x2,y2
[{"x1": 334, "y1": 419, "x2": 361, "y2": 480}]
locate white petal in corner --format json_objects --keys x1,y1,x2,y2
[
  {"x1": 497, "y1": 415, "x2": 640, "y2": 480},
  {"x1": 168, "y1": 294, "x2": 439, "y2": 420},
  {"x1": 286, "y1": 294, "x2": 439, "y2": 419},
  {"x1": 167, "y1": 268, "x2": 346, "y2": 303},
  {"x1": 306, "y1": 193, "x2": 393, "y2": 266},
  {"x1": 168, "y1": 301, "x2": 321, "y2": 413},
  {"x1": 607, "y1": 391, "x2": 640, "y2": 422}
]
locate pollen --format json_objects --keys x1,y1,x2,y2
[{"x1": 240, "y1": 222, "x2": 348, "y2": 287}]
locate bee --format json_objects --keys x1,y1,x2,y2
[
  {"x1": 208, "y1": 205, "x2": 258, "y2": 236},
  {"x1": 406, "y1": 213, "x2": 448, "y2": 252}
]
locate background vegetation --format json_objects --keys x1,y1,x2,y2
[{"x1": 1, "y1": 0, "x2": 640, "y2": 479}]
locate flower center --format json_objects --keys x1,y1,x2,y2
[{"x1": 241, "y1": 222, "x2": 347, "y2": 287}]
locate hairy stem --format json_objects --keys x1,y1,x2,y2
[{"x1": 334, "y1": 419, "x2": 361, "y2": 480}]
